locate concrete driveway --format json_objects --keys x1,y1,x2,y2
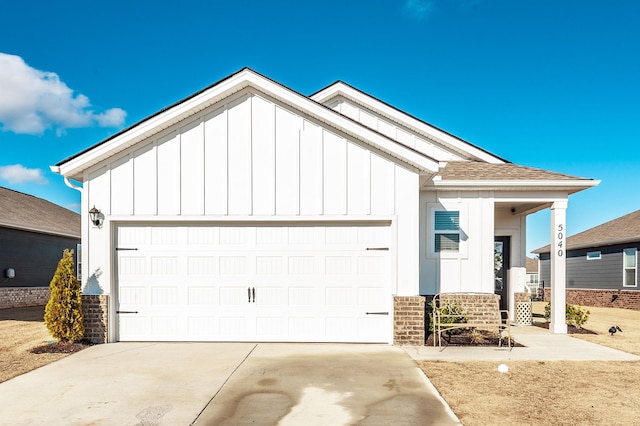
[{"x1": 0, "y1": 342, "x2": 459, "y2": 426}]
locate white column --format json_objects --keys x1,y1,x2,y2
[{"x1": 550, "y1": 200, "x2": 568, "y2": 334}]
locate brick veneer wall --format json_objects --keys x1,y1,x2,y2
[
  {"x1": 82, "y1": 295, "x2": 108, "y2": 344},
  {"x1": 437, "y1": 293, "x2": 502, "y2": 325},
  {"x1": 0, "y1": 287, "x2": 50, "y2": 309},
  {"x1": 393, "y1": 296, "x2": 426, "y2": 345},
  {"x1": 543, "y1": 288, "x2": 640, "y2": 311},
  {"x1": 514, "y1": 292, "x2": 530, "y2": 303}
]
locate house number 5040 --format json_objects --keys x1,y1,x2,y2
[{"x1": 557, "y1": 224, "x2": 564, "y2": 257}]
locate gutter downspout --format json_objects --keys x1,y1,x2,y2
[{"x1": 49, "y1": 166, "x2": 83, "y2": 193}]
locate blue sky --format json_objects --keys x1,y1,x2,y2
[{"x1": 1, "y1": 0, "x2": 638, "y2": 254}]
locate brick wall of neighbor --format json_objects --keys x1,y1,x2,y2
[
  {"x1": 438, "y1": 293, "x2": 502, "y2": 325},
  {"x1": 0, "y1": 287, "x2": 50, "y2": 309},
  {"x1": 393, "y1": 296, "x2": 426, "y2": 345},
  {"x1": 82, "y1": 295, "x2": 108, "y2": 344},
  {"x1": 543, "y1": 288, "x2": 640, "y2": 311}
]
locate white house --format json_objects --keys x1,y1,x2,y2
[{"x1": 51, "y1": 68, "x2": 598, "y2": 344}]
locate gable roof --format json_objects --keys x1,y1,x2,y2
[
  {"x1": 53, "y1": 68, "x2": 440, "y2": 182},
  {"x1": 533, "y1": 209, "x2": 640, "y2": 253},
  {"x1": 425, "y1": 161, "x2": 598, "y2": 193},
  {"x1": 310, "y1": 81, "x2": 507, "y2": 164},
  {"x1": 0, "y1": 187, "x2": 80, "y2": 238}
]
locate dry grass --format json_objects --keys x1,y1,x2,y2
[
  {"x1": 0, "y1": 306, "x2": 69, "y2": 383},
  {"x1": 420, "y1": 303, "x2": 640, "y2": 425},
  {"x1": 532, "y1": 301, "x2": 640, "y2": 356},
  {"x1": 422, "y1": 360, "x2": 640, "y2": 426}
]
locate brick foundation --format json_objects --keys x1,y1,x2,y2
[
  {"x1": 393, "y1": 296, "x2": 426, "y2": 345},
  {"x1": 82, "y1": 294, "x2": 109, "y2": 344},
  {"x1": 543, "y1": 288, "x2": 640, "y2": 311},
  {"x1": 0, "y1": 287, "x2": 50, "y2": 309}
]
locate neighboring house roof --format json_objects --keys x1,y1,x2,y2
[
  {"x1": 533, "y1": 209, "x2": 640, "y2": 253},
  {"x1": 310, "y1": 81, "x2": 508, "y2": 164},
  {"x1": 425, "y1": 161, "x2": 597, "y2": 193},
  {"x1": 526, "y1": 256, "x2": 539, "y2": 274},
  {"x1": 0, "y1": 187, "x2": 80, "y2": 238},
  {"x1": 53, "y1": 68, "x2": 440, "y2": 182}
]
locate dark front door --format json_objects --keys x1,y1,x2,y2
[{"x1": 494, "y1": 237, "x2": 510, "y2": 310}]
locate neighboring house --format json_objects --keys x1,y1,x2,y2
[
  {"x1": 51, "y1": 68, "x2": 598, "y2": 344},
  {"x1": 525, "y1": 256, "x2": 542, "y2": 300},
  {"x1": 0, "y1": 187, "x2": 80, "y2": 308},
  {"x1": 534, "y1": 209, "x2": 640, "y2": 310}
]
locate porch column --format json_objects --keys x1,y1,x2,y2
[{"x1": 550, "y1": 200, "x2": 567, "y2": 334}]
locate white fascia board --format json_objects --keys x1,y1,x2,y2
[
  {"x1": 311, "y1": 83, "x2": 505, "y2": 164},
  {"x1": 425, "y1": 179, "x2": 600, "y2": 192},
  {"x1": 57, "y1": 71, "x2": 252, "y2": 180},
  {"x1": 57, "y1": 70, "x2": 438, "y2": 180}
]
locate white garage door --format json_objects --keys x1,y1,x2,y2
[{"x1": 116, "y1": 223, "x2": 392, "y2": 343}]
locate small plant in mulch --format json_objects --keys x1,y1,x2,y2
[
  {"x1": 30, "y1": 339, "x2": 94, "y2": 355},
  {"x1": 543, "y1": 302, "x2": 590, "y2": 328}
]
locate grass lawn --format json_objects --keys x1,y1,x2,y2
[
  {"x1": 0, "y1": 306, "x2": 70, "y2": 383},
  {"x1": 419, "y1": 302, "x2": 640, "y2": 425}
]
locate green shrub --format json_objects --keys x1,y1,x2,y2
[
  {"x1": 429, "y1": 300, "x2": 468, "y2": 333},
  {"x1": 44, "y1": 249, "x2": 84, "y2": 343},
  {"x1": 543, "y1": 302, "x2": 590, "y2": 328}
]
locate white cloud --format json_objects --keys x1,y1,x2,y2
[
  {"x1": 0, "y1": 53, "x2": 126, "y2": 135},
  {"x1": 0, "y1": 164, "x2": 48, "y2": 184},
  {"x1": 404, "y1": 0, "x2": 435, "y2": 21}
]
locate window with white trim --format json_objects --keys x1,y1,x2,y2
[
  {"x1": 623, "y1": 248, "x2": 637, "y2": 287},
  {"x1": 434, "y1": 210, "x2": 460, "y2": 253},
  {"x1": 586, "y1": 251, "x2": 601, "y2": 260}
]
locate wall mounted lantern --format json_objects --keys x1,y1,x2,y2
[{"x1": 88, "y1": 206, "x2": 103, "y2": 227}]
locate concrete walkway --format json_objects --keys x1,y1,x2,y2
[{"x1": 403, "y1": 325, "x2": 640, "y2": 362}]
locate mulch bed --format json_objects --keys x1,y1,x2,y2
[
  {"x1": 533, "y1": 321, "x2": 597, "y2": 335},
  {"x1": 426, "y1": 329, "x2": 521, "y2": 347},
  {"x1": 30, "y1": 340, "x2": 94, "y2": 354}
]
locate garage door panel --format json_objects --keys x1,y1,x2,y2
[
  {"x1": 219, "y1": 256, "x2": 248, "y2": 275},
  {"x1": 187, "y1": 286, "x2": 217, "y2": 305},
  {"x1": 287, "y1": 286, "x2": 315, "y2": 305},
  {"x1": 187, "y1": 256, "x2": 217, "y2": 275},
  {"x1": 117, "y1": 224, "x2": 392, "y2": 343},
  {"x1": 220, "y1": 286, "x2": 251, "y2": 305},
  {"x1": 188, "y1": 317, "x2": 218, "y2": 339}
]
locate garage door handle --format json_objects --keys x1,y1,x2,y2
[
  {"x1": 252, "y1": 287, "x2": 256, "y2": 303},
  {"x1": 366, "y1": 247, "x2": 389, "y2": 251},
  {"x1": 248, "y1": 287, "x2": 256, "y2": 303},
  {"x1": 116, "y1": 310, "x2": 139, "y2": 314},
  {"x1": 366, "y1": 311, "x2": 389, "y2": 315}
]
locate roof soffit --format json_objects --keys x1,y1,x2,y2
[{"x1": 56, "y1": 69, "x2": 439, "y2": 181}]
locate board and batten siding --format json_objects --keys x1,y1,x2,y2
[
  {"x1": 419, "y1": 191, "x2": 497, "y2": 295},
  {"x1": 327, "y1": 97, "x2": 465, "y2": 162},
  {"x1": 83, "y1": 90, "x2": 420, "y2": 296},
  {"x1": 539, "y1": 243, "x2": 640, "y2": 291}
]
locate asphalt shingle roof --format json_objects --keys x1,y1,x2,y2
[
  {"x1": 534, "y1": 209, "x2": 640, "y2": 253},
  {"x1": 438, "y1": 161, "x2": 590, "y2": 181},
  {"x1": 0, "y1": 187, "x2": 80, "y2": 238}
]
